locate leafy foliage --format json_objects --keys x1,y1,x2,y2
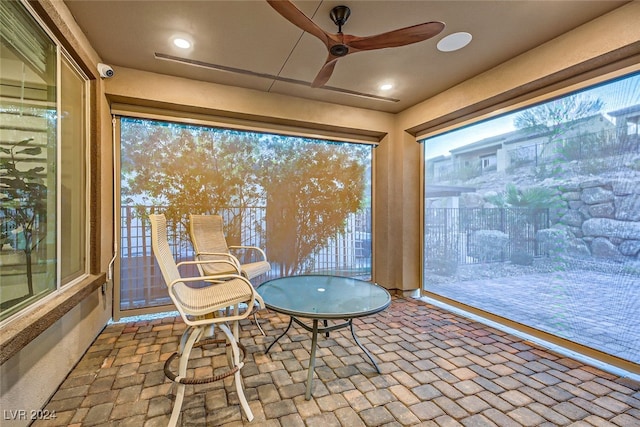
[
  {"x1": 121, "y1": 120, "x2": 265, "y2": 232},
  {"x1": 258, "y1": 139, "x2": 366, "y2": 275},
  {"x1": 120, "y1": 119, "x2": 369, "y2": 275},
  {"x1": 514, "y1": 95, "x2": 604, "y2": 136},
  {"x1": 514, "y1": 95, "x2": 604, "y2": 162},
  {"x1": 0, "y1": 138, "x2": 48, "y2": 296},
  {"x1": 485, "y1": 183, "x2": 558, "y2": 209}
]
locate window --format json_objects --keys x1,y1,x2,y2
[
  {"x1": 116, "y1": 117, "x2": 372, "y2": 317},
  {"x1": 0, "y1": 1, "x2": 89, "y2": 321},
  {"x1": 60, "y1": 55, "x2": 88, "y2": 284},
  {"x1": 480, "y1": 155, "x2": 496, "y2": 170},
  {"x1": 422, "y1": 71, "x2": 640, "y2": 367}
]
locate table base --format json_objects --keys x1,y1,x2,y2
[{"x1": 265, "y1": 316, "x2": 380, "y2": 400}]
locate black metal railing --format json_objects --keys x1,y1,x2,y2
[
  {"x1": 424, "y1": 208, "x2": 549, "y2": 274},
  {"x1": 118, "y1": 206, "x2": 372, "y2": 310},
  {"x1": 507, "y1": 128, "x2": 639, "y2": 168},
  {"x1": 427, "y1": 128, "x2": 639, "y2": 183}
]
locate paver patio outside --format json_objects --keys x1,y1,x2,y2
[
  {"x1": 427, "y1": 269, "x2": 640, "y2": 364},
  {"x1": 32, "y1": 297, "x2": 640, "y2": 426}
]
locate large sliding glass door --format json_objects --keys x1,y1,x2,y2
[
  {"x1": 115, "y1": 116, "x2": 373, "y2": 318},
  {"x1": 422, "y1": 71, "x2": 640, "y2": 369}
]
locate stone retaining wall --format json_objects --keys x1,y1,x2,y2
[{"x1": 552, "y1": 178, "x2": 640, "y2": 261}]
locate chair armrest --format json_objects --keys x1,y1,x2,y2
[
  {"x1": 169, "y1": 272, "x2": 248, "y2": 286},
  {"x1": 167, "y1": 274, "x2": 257, "y2": 325},
  {"x1": 228, "y1": 245, "x2": 268, "y2": 261},
  {"x1": 192, "y1": 251, "x2": 242, "y2": 269},
  {"x1": 176, "y1": 259, "x2": 241, "y2": 274}
]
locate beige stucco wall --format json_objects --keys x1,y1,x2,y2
[
  {"x1": 0, "y1": 291, "x2": 110, "y2": 427},
  {"x1": 0, "y1": 2, "x2": 113, "y2": 424},
  {"x1": 104, "y1": 66, "x2": 394, "y2": 139}
]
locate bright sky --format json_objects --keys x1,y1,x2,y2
[{"x1": 424, "y1": 72, "x2": 640, "y2": 159}]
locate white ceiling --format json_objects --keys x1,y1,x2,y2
[{"x1": 64, "y1": 0, "x2": 629, "y2": 113}]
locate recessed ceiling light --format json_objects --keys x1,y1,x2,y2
[
  {"x1": 173, "y1": 37, "x2": 192, "y2": 49},
  {"x1": 380, "y1": 83, "x2": 393, "y2": 91},
  {"x1": 437, "y1": 32, "x2": 472, "y2": 52}
]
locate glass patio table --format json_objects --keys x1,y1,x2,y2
[{"x1": 257, "y1": 275, "x2": 391, "y2": 399}]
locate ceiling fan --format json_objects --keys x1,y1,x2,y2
[{"x1": 267, "y1": 0, "x2": 445, "y2": 88}]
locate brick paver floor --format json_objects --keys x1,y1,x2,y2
[
  {"x1": 429, "y1": 269, "x2": 640, "y2": 364},
  {"x1": 35, "y1": 297, "x2": 640, "y2": 426}
]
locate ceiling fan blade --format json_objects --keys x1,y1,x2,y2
[
  {"x1": 266, "y1": 0, "x2": 329, "y2": 46},
  {"x1": 346, "y1": 21, "x2": 445, "y2": 51},
  {"x1": 311, "y1": 58, "x2": 338, "y2": 88}
]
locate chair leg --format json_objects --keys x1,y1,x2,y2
[
  {"x1": 253, "y1": 292, "x2": 266, "y2": 335},
  {"x1": 233, "y1": 305, "x2": 240, "y2": 340},
  {"x1": 254, "y1": 311, "x2": 266, "y2": 336},
  {"x1": 168, "y1": 326, "x2": 202, "y2": 427},
  {"x1": 225, "y1": 305, "x2": 241, "y2": 370},
  {"x1": 219, "y1": 323, "x2": 254, "y2": 422},
  {"x1": 255, "y1": 293, "x2": 265, "y2": 310}
]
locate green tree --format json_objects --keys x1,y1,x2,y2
[
  {"x1": 514, "y1": 94, "x2": 604, "y2": 138},
  {"x1": 513, "y1": 94, "x2": 604, "y2": 165},
  {"x1": 120, "y1": 120, "x2": 369, "y2": 274},
  {"x1": 259, "y1": 137, "x2": 366, "y2": 275},
  {"x1": 121, "y1": 120, "x2": 264, "y2": 234}
]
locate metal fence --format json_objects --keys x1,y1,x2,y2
[
  {"x1": 507, "y1": 128, "x2": 639, "y2": 168},
  {"x1": 118, "y1": 205, "x2": 372, "y2": 311},
  {"x1": 427, "y1": 128, "x2": 639, "y2": 183},
  {"x1": 424, "y1": 208, "x2": 549, "y2": 274}
]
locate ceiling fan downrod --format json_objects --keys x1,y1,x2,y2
[{"x1": 329, "y1": 5, "x2": 351, "y2": 57}]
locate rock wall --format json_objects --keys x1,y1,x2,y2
[{"x1": 553, "y1": 179, "x2": 640, "y2": 261}]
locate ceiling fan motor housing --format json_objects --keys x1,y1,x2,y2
[
  {"x1": 330, "y1": 5, "x2": 351, "y2": 28},
  {"x1": 330, "y1": 44, "x2": 349, "y2": 56},
  {"x1": 329, "y1": 6, "x2": 351, "y2": 56}
]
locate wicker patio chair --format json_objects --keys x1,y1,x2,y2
[
  {"x1": 188, "y1": 214, "x2": 270, "y2": 333},
  {"x1": 149, "y1": 214, "x2": 255, "y2": 426},
  {"x1": 188, "y1": 214, "x2": 271, "y2": 281}
]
